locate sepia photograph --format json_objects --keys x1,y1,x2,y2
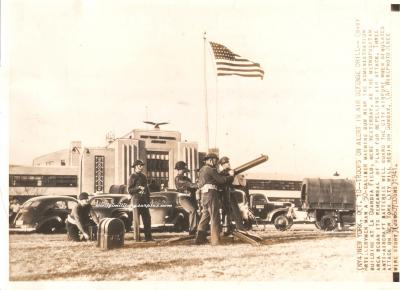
[{"x1": 1, "y1": 0, "x2": 399, "y2": 289}]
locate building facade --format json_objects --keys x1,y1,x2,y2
[{"x1": 9, "y1": 127, "x2": 200, "y2": 197}]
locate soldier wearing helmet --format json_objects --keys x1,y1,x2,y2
[
  {"x1": 217, "y1": 156, "x2": 246, "y2": 233},
  {"x1": 195, "y1": 153, "x2": 234, "y2": 245},
  {"x1": 174, "y1": 161, "x2": 199, "y2": 235},
  {"x1": 128, "y1": 159, "x2": 153, "y2": 242}
]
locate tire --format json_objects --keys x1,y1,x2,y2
[
  {"x1": 39, "y1": 220, "x2": 62, "y2": 234},
  {"x1": 274, "y1": 214, "x2": 291, "y2": 231},
  {"x1": 118, "y1": 216, "x2": 132, "y2": 232},
  {"x1": 319, "y1": 215, "x2": 337, "y2": 231},
  {"x1": 174, "y1": 213, "x2": 188, "y2": 232}
]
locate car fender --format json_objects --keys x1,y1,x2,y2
[
  {"x1": 113, "y1": 211, "x2": 129, "y2": 220},
  {"x1": 37, "y1": 216, "x2": 63, "y2": 229},
  {"x1": 266, "y1": 208, "x2": 289, "y2": 222}
]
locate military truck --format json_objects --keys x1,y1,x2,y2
[
  {"x1": 234, "y1": 190, "x2": 294, "y2": 231},
  {"x1": 300, "y1": 178, "x2": 355, "y2": 231}
]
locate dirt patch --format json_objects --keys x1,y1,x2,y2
[{"x1": 9, "y1": 227, "x2": 360, "y2": 281}]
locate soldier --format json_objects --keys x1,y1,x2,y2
[
  {"x1": 195, "y1": 153, "x2": 234, "y2": 245},
  {"x1": 217, "y1": 156, "x2": 246, "y2": 232},
  {"x1": 66, "y1": 192, "x2": 99, "y2": 241},
  {"x1": 174, "y1": 161, "x2": 199, "y2": 235},
  {"x1": 128, "y1": 159, "x2": 153, "y2": 242}
]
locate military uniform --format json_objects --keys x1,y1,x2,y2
[
  {"x1": 219, "y1": 169, "x2": 246, "y2": 232},
  {"x1": 175, "y1": 173, "x2": 199, "y2": 234},
  {"x1": 128, "y1": 171, "x2": 152, "y2": 241},
  {"x1": 196, "y1": 164, "x2": 234, "y2": 245}
]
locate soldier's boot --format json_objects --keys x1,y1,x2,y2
[
  {"x1": 144, "y1": 232, "x2": 154, "y2": 242},
  {"x1": 195, "y1": 230, "x2": 208, "y2": 244}
]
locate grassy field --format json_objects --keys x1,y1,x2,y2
[{"x1": 9, "y1": 225, "x2": 361, "y2": 281}]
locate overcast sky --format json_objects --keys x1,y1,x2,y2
[{"x1": 5, "y1": 0, "x2": 396, "y2": 178}]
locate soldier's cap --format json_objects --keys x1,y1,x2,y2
[
  {"x1": 131, "y1": 159, "x2": 145, "y2": 167},
  {"x1": 79, "y1": 192, "x2": 89, "y2": 200},
  {"x1": 204, "y1": 153, "x2": 219, "y2": 161},
  {"x1": 218, "y1": 156, "x2": 230, "y2": 165}
]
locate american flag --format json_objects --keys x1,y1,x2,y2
[{"x1": 209, "y1": 41, "x2": 264, "y2": 79}]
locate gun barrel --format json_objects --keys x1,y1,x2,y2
[{"x1": 233, "y1": 154, "x2": 268, "y2": 175}]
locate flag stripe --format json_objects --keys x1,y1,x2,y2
[
  {"x1": 216, "y1": 61, "x2": 261, "y2": 67},
  {"x1": 217, "y1": 67, "x2": 264, "y2": 73},
  {"x1": 217, "y1": 73, "x2": 263, "y2": 78}
]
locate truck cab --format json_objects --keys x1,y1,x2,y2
[{"x1": 242, "y1": 190, "x2": 294, "y2": 230}]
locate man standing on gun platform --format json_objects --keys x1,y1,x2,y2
[
  {"x1": 174, "y1": 161, "x2": 199, "y2": 235},
  {"x1": 195, "y1": 153, "x2": 234, "y2": 245},
  {"x1": 217, "y1": 156, "x2": 246, "y2": 233},
  {"x1": 128, "y1": 159, "x2": 153, "y2": 242}
]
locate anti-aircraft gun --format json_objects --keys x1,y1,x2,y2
[
  {"x1": 163, "y1": 154, "x2": 269, "y2": 246},
  {"x1": 233, "y1": 154, "x2": 268, "y2": 175},
  {"x1": 219, "y1": 155, "x2": 268, "y2": 245}
]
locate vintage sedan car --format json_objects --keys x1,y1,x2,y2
[
  {"x1": 149, "y1": 191, "x2": 189, "y2": 232},
  {"x1": 89, "y1": 194, "x2": 132, "y2": 231},
  {"x1": 89, "y1": 191, "x2": 189, "y2": 232},
  {"x1": 10, "y1": 196, "x2": 78, "y2": 233}
]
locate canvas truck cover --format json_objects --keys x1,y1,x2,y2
[{"x1": 300, "y1": 178, "x2": 355, "y2": 210}]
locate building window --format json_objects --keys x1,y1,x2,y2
[
  {"x1": 94, "y1": 155, "x2": 105, "y2": 193},
  {"x1": 61, "y1": 160, "x2": 66, "y2": 166},
  {"x1": 9, "y1": 175, "x2": 78, "y2": 187},
  {"x1": 146, "y1": 151, "x2": 169, "y2": 187}
]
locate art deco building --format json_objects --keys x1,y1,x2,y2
[{"x1": 9, "y1": 127, "x2": 199, "y2": 197}]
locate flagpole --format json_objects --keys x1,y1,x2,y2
[
  {"x1": 215, "y1": 76, "x2": 218, "y2": 149},
  {"x1": 203, "y1": 32, "x2": 210, "y2": 151}
]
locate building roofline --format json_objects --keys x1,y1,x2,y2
[
  {"x1": 121, "y1": 128, "x2": 181, "y2": 138},
  {"x1": 32, "y1": 148, "x2": 70, "y2": 161}
]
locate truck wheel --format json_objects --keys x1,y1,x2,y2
[
  {"x1": 274, "y1": 215, "x2": 290, "y2": 231},
  {"x1": 320, "y1": 215, "x2": 337, "y2": 231}
]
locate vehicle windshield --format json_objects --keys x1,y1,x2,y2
[
  {"x1": 22, "y1": 200, "x2": 41, "y2": 209},
  {"x1": 150, "y1": 196, "x2": 169, "y2": 207}
]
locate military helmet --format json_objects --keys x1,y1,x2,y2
[
  {"x1": 79, "y1": 192, "x2": 89, "y2": 200},
  {"x1": 204, "y1": 153, "x2": 219, "y2": 161},
  {"x1": 218, "y1": 156, "x2": 230, "y2": 165},
  {"x1": 131, "y1": 159, "x2": 145, "y2": 167},
  {"x1": 175, "y1": 161, "x2": 188, "y2": 170}
]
